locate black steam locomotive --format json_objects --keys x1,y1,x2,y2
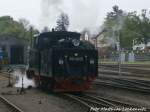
[{"x1": 27, "y1": 30, "x2": 98, "y2": 92}]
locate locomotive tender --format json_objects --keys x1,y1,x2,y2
[{"x1": 27, "y1": 30, "x2": 98, "y2": 92}]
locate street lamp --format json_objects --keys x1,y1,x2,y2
[
  {"x1": 20, "y1": 68, "x2": 26, "y2": 94},
  {"x1": 7, "y1": 67, "x2": 13, "y2": 87}
]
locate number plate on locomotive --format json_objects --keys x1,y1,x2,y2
[{"x1": 69, "y1": 57, "x2": 83, "y2": 61}]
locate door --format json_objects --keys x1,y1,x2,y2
[{"x1": 10, "y1": 46, "x2": 24, "y2": 64}]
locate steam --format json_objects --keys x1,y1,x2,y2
[
  {"x1": 14, "y1": 68, "x2": 35, "y2": 88},
  {"x1": 101, "y1": 12, "x2": 125, "y2": 47},
  {"x1": 40, "y1": 0, "x2": 63, "y2": 29},
  {"x1": 112, "y1": 14, "x2": 124, "y2": 31},
  {"x1": 112, "y1": 13, "x2": 125, "y2": 48},
  {"x1": 40, "y1": 0, "x2": 101, "y2": 34},
  {"x1": 69, "y1": 0, "x2": 100, "y2": 33}
]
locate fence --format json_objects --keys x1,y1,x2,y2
[{"x1": 100, "y1": 51, "x2": 150, "y2": 63}]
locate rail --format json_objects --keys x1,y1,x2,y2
[{"x1": 0, "y1": 95, "x2": 24, "y2": 112}]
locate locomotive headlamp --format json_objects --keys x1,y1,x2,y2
[
  {"x1": 72, "y1": 39, "x2": 80, "y2": 46},
  {"x1": 90, "y1": 59, "x2": 95, "y2": 64},
  {"x1": 58, "y1": 59, "x2": 64, "y2": 65}
]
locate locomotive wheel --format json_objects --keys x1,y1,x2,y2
[
  {"x1": 47, "y1": 79, "x2": 55, "y2": 92},
  {"x1": 38, "y1": 77, "x2": 55, "y2": 92},
  {"x1": 26, "y1": 70, "x2": 34, "y2": 79}
]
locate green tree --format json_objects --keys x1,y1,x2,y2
[
  {"x1": 103, "y1": 5, "x2": 128, "y2": 48},
  {"x1": 103, "y1": 6, "x2": 150, "y2": 50},
  {"x1": 55, "y1": 12, "x2": 69, "y2": 31},
  {"x1": 0, "y1": 16, "x2": 39, "y2": 42},
  {"x1": 120, "y1": 10, "x2": 150, "y2": 48}
]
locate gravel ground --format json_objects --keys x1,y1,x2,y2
[{"x1": 0, "y1": 75, "x2": 86, "y2": 112}]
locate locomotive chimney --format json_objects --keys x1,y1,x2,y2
[{"x1": 52, "y1": 28, "x2": 55, "y2": 32}]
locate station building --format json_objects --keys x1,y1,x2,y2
[{"x1": 0, "y1": 36, "x2": 29, "y2": 64}]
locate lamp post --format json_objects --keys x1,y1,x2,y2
[
  {"x1": 20, "y1": 68, "x2": 26, "y2": 94},
  {"x1": 7, "y1": 67, "x2": 13, "y2": 87},
  {"x1": 30, "y1": 26, "x2": 33, "y2": 47}
]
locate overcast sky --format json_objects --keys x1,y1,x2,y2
[{"x1": 0, "y1": 0, "x2": 150, "y2": 33}]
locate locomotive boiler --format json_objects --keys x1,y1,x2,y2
[{"x1": 27, "y1": 30, "x2": 98, "y2": 92}]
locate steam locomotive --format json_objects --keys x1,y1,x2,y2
[{"x1": 27, "y1": 30, "x2": 98, "y2": 92}]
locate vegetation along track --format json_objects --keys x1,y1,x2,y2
[
  {"x1": 63, "y1": 93, "x2": 147, "y2": 112},
  {"x1": 0, "y1": 95, "x2": 24, "y2": 112}
]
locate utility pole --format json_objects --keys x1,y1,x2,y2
[
  {"x1": 115, "y1": 6, "x2": 122, "y2": 76},
  {"x1": 117, "y1": 31, "x2": 121, "y2": 75}
]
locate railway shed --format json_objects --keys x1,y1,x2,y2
[{"x1": 0, "y1": 36, "x2": 29, "y2": 64}]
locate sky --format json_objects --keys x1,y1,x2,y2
[{"x1": 0, "y1": 0, "x2": 150, "y2": 33}]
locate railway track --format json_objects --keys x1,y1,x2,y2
[
  {"x1": 98, "y1": 63, "x2": 150, "y2": 93},
  {"x1": 63, "y1": 93, "x2": 146, "y2": 112},
  {"x1": 63, "y1": 93, "x2": 113, "y2": 111},
  {"x1": 99, "y1": 63, "x2": 150, "y2": 68},
  {"x1": 0, "y1": 65, "x2": 149, "y2": 111},
  {"x1": 94, "y1": 79, "x2": 150, "y2": 94},
  {"x1": 0, "y1": 70, "x2": 13, "y2": 79},
  {"x1": 99, "y1": 64, "x2": 150, "y2": 76},
  {"x1": 0, "y1": 74, "x2": 8, "y2": 80},
  {"x1": 84, "y1": 93, "x2": 139, "y2": 107},
  {"x1": 0, "y1": 69, "x2": 24, "y2": 112},
  {"x1": 98, "y1": 76, "x2": 150, "y2": 88},
  {"x1": 120, "y1": 78, "x2": 150, "y2": 88},
  {"x1": 0, "y1": 95, "x2": 24, "y2": 112},
  {"x1": 113, "y1": 79, "x2": 150, "y2": 89},
  {"x1": 97, "y1": 65, "x2": 150, "y2": 94},
  {"x1": 99, "y1": 69, "x2": 150, "y2": 78}
]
